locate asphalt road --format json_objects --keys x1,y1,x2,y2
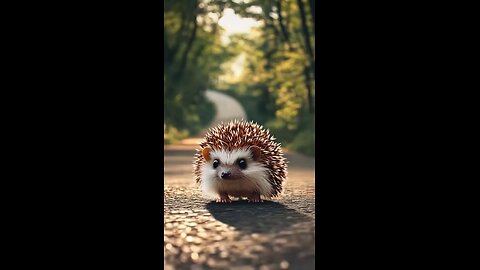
[
  {"x1": 164, "y1": 90, "x2": 315, "y2": 270},
  {"x1": 204, "y1": 89, "x2": 247, "y2": 127}
]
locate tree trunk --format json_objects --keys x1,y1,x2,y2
[
  {"x1": 309, "y1": 0, "x2": 315, "y2": 32},
  {"x1": 304, "y1": 65, "x2": 314, "y2": 113},
  {"x1": 175, "y1": 15, "x2": 198, "y2": 79},
  {"x1": 266, "y1": 15, "x2": 281, "y2": 44},
  {"x1": 164, "y1": 32, "x2": 171, "y2": 65},
  {"x1": 297, "y1": 0, "x2": 315, "y2": 74},
  {"x1": 276, "y1": 0, "x2": 290, "y2": 46},
  {"x1": 192, "y1": 43, "x2": 206, "y2": 66},
  {"x1": 167, "y1": 4, "x2": 193, "y2": 67}
]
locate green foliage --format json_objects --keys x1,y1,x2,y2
[
  {"x1": 266, "y1": 113, "x2": 315, "y2": 157},
  {"x1": 288, "y1": 129, "x2": 315, "y2": 157},
  {"x1": 164, "y1": 0, "x2": 315, "y2": 156},
  {"x1": 196, "y1": 98, "x2": 216, "y2": 134},
  {"x1": 219, "y1": 0, "x2": 316, "y2": 156},
  {"x1": 164, "y1": 0, "x2": 234, "y2": 143},
  {"x1": 164, "y1": 124, "x2": 189, "y2": 145}
]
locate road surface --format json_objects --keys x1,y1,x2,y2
[{"x1": 164, "y1": 90, "x2": 315, "y2": 270}]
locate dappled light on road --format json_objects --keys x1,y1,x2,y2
[{"x1": 164, "y1": 90, "x2": 315, "y2": 269}]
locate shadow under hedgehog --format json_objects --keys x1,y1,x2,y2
[{"x1": 193, "y1": 120, "x2": 288, "y2": 203}]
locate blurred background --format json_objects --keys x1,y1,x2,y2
[{"x1": 164, "y1": 0, "x2": 315, "y2": 157}]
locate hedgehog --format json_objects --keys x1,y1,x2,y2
[{"x1": 193, "y1": 120, "x2": 287, "y2": 203}]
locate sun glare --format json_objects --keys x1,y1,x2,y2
[
  {"x1": 217, "y1": 8, "x2": 262, "y2": 81},
  {"x1": 218, "y1": 8, "x2": 261, "y2": 35}
]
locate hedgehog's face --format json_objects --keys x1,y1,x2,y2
[
  {"x1": 201, "y1": 146, "x2": 263, "y2": 181},
  {"x1": 198, "y1": 145, "x2": 273, "y2": 198}
]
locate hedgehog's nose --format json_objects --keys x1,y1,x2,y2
[{"x1": 221, "y1": 171, "x2": 231, "y2": 179}]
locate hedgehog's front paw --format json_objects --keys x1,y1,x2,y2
[
  {"x1": 216, "y1": 193, "x2": 231, "y2": 203},
  {"x1": 247, "y1": 194, "x2": 263, "y2": 203}
]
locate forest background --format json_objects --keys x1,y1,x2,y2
[{"x1": 164, "y1": 0, "x2": 315, "y2": 156}]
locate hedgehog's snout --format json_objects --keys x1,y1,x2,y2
[{"x1": 220, "y1": 171, "x2": 231, "y2": 179}]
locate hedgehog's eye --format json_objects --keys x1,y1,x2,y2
[
  {"x1": 238, "y1": 159, "x2": 247, "y2": 169},
  {"x1": 213, "y1": 159, "x2": 220, "y2": 169}
]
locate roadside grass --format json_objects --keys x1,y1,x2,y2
[{"x1": 164, "y1": 99, "x2": 216, "y2": 145}]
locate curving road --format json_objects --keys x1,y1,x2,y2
[
  {"x1": 164, "y1": 90, "x2": 315, "y2": 270},
  {"x1": 205, "y1": 89, "x2": 247, "y2": 127}
]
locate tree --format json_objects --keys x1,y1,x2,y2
[{"x1": 164, "y1": 0, "x2": 315, "y2": 150}]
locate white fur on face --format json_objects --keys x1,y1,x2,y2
[{"x1": 199, "y1": 148, "x2": 272, "y2": 199}]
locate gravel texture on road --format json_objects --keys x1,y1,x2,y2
[
  {"x1": 164, "y1": 141, "x2": 315, "y2": 270},
  {"x1": 164, "y1": 90, "x2": 315, "y2": 270}
]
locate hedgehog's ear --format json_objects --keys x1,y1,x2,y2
[
  {"x1": 202, "y1": 147, "x2": 211, "y2": 161},
  {"x1": 249, "y1": 146, "x2": 262, "y2": 161}
]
